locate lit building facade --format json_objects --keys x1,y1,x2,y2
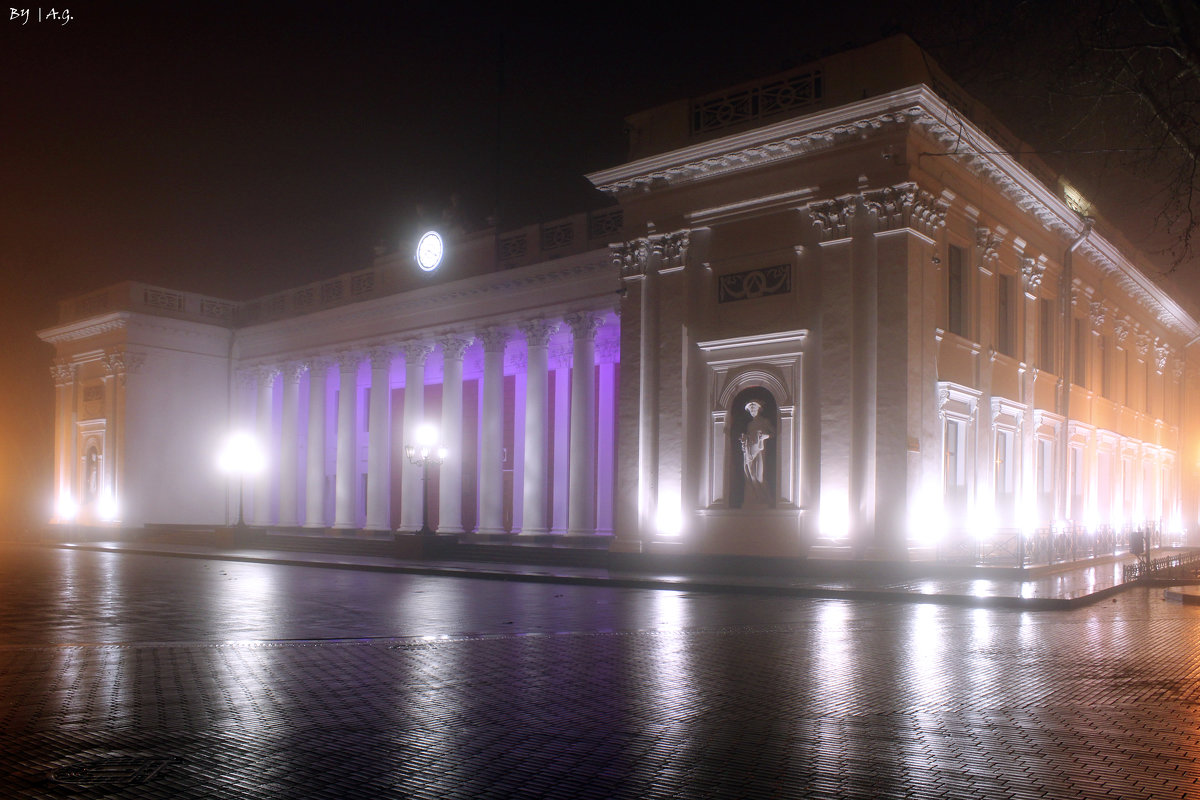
[{"x1": 39, "y1": 36, "x2": 1200, "y2": 562}]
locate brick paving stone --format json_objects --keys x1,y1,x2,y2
[{"x1": 5, "y1": 547, "x2": 1200, "y2": 797}]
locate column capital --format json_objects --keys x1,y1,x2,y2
[
  {"x1": 437, "y1": 334, "x2": 474, "y2": 361},
  {"x1": 519, "y1": 319, "x2": 559, "y2": 348},
  {"x1": 255, "y1": 364, "x2": 282, "y2": 385},
  {"x1": 50, "y1": 359, "x2": 76, "y2": 387},
  {"x1": 477, "y1": 327, "x2": 509, "y2": 354},
  {"x1": 282, "y1": 362, "x2": 307, "y2": 385},
  {"x1": 564, "y1": 311, "x2": 604, "y2": 341},
  {"x1": 102, "y1": 348, "x2": 146, "y2": 386},
  {"x1": 367, "y1": 346, "x2": 394, "y2": 371},
  {"x1": 335, "y1": 351, "x2": 361, "y2": 373},
  {"x1": 401, "y1": 340, "x2": 435, "y2": 365},
  {"x1": 304, "y1": 357, "x2": 331, "y2": 378}
]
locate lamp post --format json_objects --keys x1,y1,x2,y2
[
  {"x1": 218, "y1": 431, "x2": 265, "y2": 529},
  {"x1": 405, "y1": 423, "x2": 447, "y2": 536}
]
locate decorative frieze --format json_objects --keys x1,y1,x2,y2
[{"x1": 718, "y1": 264, "x2": 791, "y2": 303}]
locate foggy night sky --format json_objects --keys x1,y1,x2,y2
[{"x1": 0, "y1": 2, "x2": 1183, "y2": 527}]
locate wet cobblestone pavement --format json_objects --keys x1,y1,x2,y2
[{"x1": 3, "y1": 543, "x2": 1200, "y2": 798}]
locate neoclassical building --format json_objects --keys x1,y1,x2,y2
[{"x1": 39, "y1": 36, "x2": 1200, "y2": 562}]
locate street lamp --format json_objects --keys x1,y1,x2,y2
[
  {"x1": 217, "y1": 431, "x2": 265, "y2": 528},
  {"x1": 405, "y1": 423, "x2": 447, "y2": 536}
]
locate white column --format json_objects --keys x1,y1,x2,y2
[
  {"x1": 333, "y1": 352, "x2": 360, "y2": 528},
  {"x1": 551, "y1": 349, "x2": 571, "y2": 534},
  {"x1": 400, "y1": 341, "x2": 433, "y2": 532},
  {"x1": 253, "y1": 366, "x2": 279, "y2": 526},
  {"x1": 438, "y1": 335, "x2": 473, "y2": 533},
  {"x1": 520, "y1": 319, "x2": 558, "y2": 534},
  {"x1": 476, "y1": 329, "x2": 508, "y2": 534},
  {"x1": 304, "y1": 359, "x2": 329, "y2": 528},
  {"x1": 566, "y1": 312, "x2": 602, "y2": 535},
  {"x1": 596, "y1": 342, "x2": 618, "y2": 534},
  {"x1": 277, "y1": 363, "x2": 304, "y2": 526},
  {"x1": 365, "y1": 347, "x2": 393, "y2": 530}
]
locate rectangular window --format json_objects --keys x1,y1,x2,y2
[
  {"x1": 948, "y1": 245, "x2": 966, "y2": 337},
  {"x1": 945, "y1": 419, "x2": 961, "y2": 493},
  {"x1": 1098, "y1": 335, "x2": 1111, "y2": 399},
  {"x1": 1073, "y1": 318, "x2": 1087, "y2": 387},
  {"x1": 995, "y1": 429, "x2": 1014, "y2": 498},
  {"x1": 997, "y1": 273, "x2": 1013, "y2": 356},
  {"x1": 1039, "y1": 299, "x2": 1056, "y2": 373}
]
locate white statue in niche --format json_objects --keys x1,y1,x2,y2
[{"x1": 739, "y1": 400, "x2": 774, "y2": 507}]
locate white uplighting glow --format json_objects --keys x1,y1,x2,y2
[
  {"x1": 820, "y1": 491, "x2": 849, "y2": 541},
  {"x1": 55, "y1": 492, "x2": 77, "y2": 522},
  {"x1": 97, "y1": 492, "x2": 119, "y2": 522},
  {"x1": 908, "y1": 484, "x2": 946, "y2": 544},
  {"x1": 217, "y1": 431, "x2": 266, "y2": 476},
  {"x1": 655, "y1": 492, "x2": 682, "y2": 537}
]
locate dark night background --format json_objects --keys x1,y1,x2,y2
[{"x1": 1, "y1": 2, "x2": 1193, "y2": 529}]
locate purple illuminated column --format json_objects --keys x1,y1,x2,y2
[
  {"x1": 476, "y1": 329, "x2": 508, "y2": 534},
  {"x1": 333, "y1": 352, "x2": 360, "y2": 528},
  {"x1": 519, "y1": 319, "x2": 558, "y2": 535},
  {"x1": 304, "y1": 359, "x2": 329, "y2": 528},
  {"x1": 400, "y1": 341, "x2": 433, "y2": 532},
  {"x1": 365, "y1": 347, "x2": 393, "y2": 530},
  {"x1": 438, "y1": 335, "x2": 472, "y2": 533},
  {"x1": 278, "y1": 362, "x2": 304, "y2": 526},
  {"x1": 566, "y1": 312, "x2": 602, "y2": 535}
]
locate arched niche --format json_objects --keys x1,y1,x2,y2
[{"x1": 698, "y1": 330, "x2": 806, "y2": 511}]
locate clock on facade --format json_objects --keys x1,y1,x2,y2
[{"x1": 415, "y1": 231, "x2": 444, "y2": 271}]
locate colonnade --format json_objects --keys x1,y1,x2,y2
[{"x1": 237, "y1": 312, "x2": 618, "y2": 536}]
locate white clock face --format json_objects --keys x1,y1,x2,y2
[{"x1": 416, "y1": 231, "x2": 443, "y2": 271}]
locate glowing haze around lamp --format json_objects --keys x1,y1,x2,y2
[
  {"x1": 405, "y1": 423, "x2": 447, "y2": 536},
  {"x1": 218, "y1": 431, "x2": 265, "y2": 528}
]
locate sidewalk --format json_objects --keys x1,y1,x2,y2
[{"x1": 37, "y1": 537, "x2": 1172, "y2": 610}]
